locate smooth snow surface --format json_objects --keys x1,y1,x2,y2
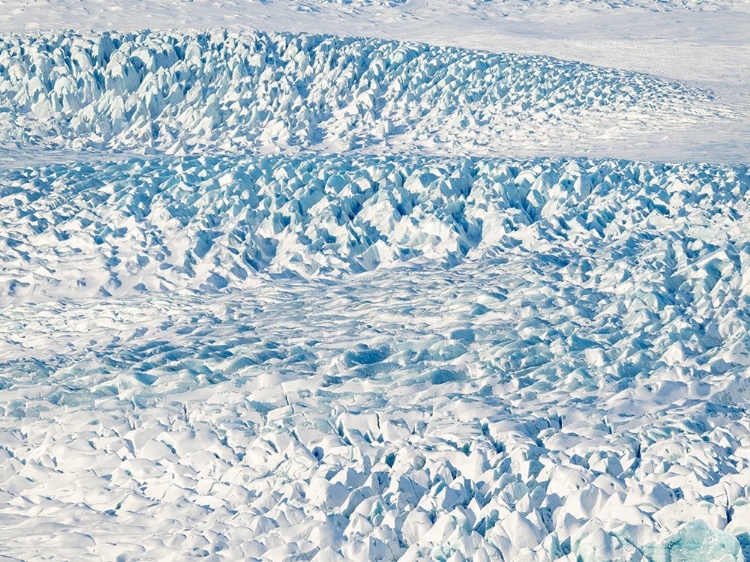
[{"x1": 1, "y1": 1, "x2": 750, "y2": 561}]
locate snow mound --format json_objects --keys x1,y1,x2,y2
[{"x1": 0, "y1": 30, "x2": 722, "y2": 157}]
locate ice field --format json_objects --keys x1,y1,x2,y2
[
  {"x1": 1, "y1": 1, "x2": 750, "y2": 561},
  {"x1": 0, "y1": 31, "x2": 724, "y2": 159}
]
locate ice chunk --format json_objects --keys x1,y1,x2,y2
[{"x1": 642, "y1": 520, "x2": 745, "y2": 562}]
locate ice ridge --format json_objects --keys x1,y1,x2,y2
[
  {"x1": 1, "y1": 153, "x2": 749, "y2": 303},
  {"x1": 0, "y1": 30, "x2": 722, "y2": 157}
]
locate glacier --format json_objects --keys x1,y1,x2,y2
[
  {"x1": 0, "y1": 30, "x2": 726, "y2": 160},
  {"x1": 0, "y1": 14, "x2": 749, "y2": 562},
  {"x1": 1, "y1": 153, "x2": 749, "y2": 302},
  {"x1": 2, "y1": 150, "x2": 750, "y2": 560}
]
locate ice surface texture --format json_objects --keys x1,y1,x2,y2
[
  {"x1": 2, "y1": 154, "x2": 750, "y2": 560},
  {"x1": 2, "y1": 153, "x2": 750, "y2": 302},
  {"x1": 1, "y1": 25, "x2": 749, "y2": 562},
  {"x1": 303, "y1": 0, "x2": 745, "y2": 9},
  {"x1": 0, "y1": 30, "x2": 724, "y2": 158}
]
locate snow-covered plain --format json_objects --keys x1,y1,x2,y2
[{"x1": 1, "y1": 0, "x2": 750, "y2": 561}]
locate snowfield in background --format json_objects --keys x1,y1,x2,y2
[{"x1": 1, "y1": 1, "x2": 750, "y2": 561}]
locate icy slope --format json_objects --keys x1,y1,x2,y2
[{"x1": 0, "y1": 30, "x2": 724, "y2": 158}]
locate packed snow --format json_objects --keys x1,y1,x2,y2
[{"x1": 1, "y1": 0, "x2": 750, "y2": 561}]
